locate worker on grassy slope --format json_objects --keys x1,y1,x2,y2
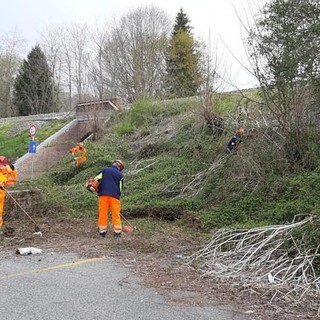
[
  {"x1": 69, "y1": 142, "x2": 87, "y2": 166},
  {"x1": 226, "y1": 127, "x2": 244, "y2": 155},
  {"x1": 0, "y1": 157, "x2": 18, "y2": 229},
  {"x1": 94, "y1": 160, "x2": 124, "y2": 238}
]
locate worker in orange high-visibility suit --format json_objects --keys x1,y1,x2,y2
[
  {"x1": 0, "y1": 160, "x2": 18, "y2": 229},
  {"x1": 94, "y1": 160, "x2": 124, "y2": 238},
  {"x1": 69, "y1": 142, "x2": 87, "y2": 167}
]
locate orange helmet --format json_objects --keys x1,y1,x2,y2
[
  {"x1": 0, "y1": 156, "x2": 9, "y2": 166},
  {"x1": 236, "y1": 127, "x2": 244, "y2": 135},
  {"x1": 114, "y1": 159, "x2": 125, "y2": 171},
  {"x1": 0, "y1": 156, "x2": 10, "y2": 170}
]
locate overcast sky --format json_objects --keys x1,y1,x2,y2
[{"x1": 1, "y1": 0, "x2": 270, "y2": 90}]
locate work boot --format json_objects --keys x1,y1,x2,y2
[
  {"x1": 3, "y1": 226, "x2": 15, "y2": 237},
  {"x1": 113, "y1": 232, "x2": 121, "y2": 239},
  {"x1": 99, "y1": 231, "x2": 107, "y2": 238}
]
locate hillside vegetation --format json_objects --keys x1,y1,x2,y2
[
  {"x1": 1, "y1": 94, "x2": 319, "y2": 317},
  {"x1": 13, "y1": 94, "x2": 319, "y2": 235}
]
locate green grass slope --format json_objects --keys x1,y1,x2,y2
[
  {"x1": 17, "y1": 96, "x2": 319, "y2": 233},
  {"x1": 0, "y1": 119, "x2": 70, "y2": 159}
]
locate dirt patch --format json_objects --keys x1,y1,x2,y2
[{"x1": 1, "y1": 217, "x2": 319, "y2": 320}]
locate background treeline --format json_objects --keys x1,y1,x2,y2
[
  {"x1": 0, "y1": 0, "x2": 319, "y2": 173},
  {"x1": 0, "y1": 6, "x2": 206, "y2": 117}
]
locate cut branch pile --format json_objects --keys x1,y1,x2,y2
[{"x1": 186, "y1": 215, "x2": 320, "y2": 301}]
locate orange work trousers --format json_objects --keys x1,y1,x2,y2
[
  {"x1": 0, "y1": 189, "x2": 6, "y2": 227},
  {"x1": 98, "y1": 196, "x2": 122, "y2": 234}
]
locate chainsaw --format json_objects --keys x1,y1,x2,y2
[{"x1": 86, "y1": 178, "x2": 100, "y2": 193}]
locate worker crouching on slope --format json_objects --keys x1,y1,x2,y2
[
  {"x1": 226, "y1": 127, "x2": 244, "y2": 155},
  {"x1": 0, "y1": 157, "x2": 18, "y2": 230},
  {"x1": 94, "y1": 160, "x2": 125, "y2": 238},
  {"x1": 69, "y1": 142, "x2": 87, "y2": 167}
]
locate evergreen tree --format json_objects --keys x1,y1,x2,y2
[
  {"x1": 172, "y1": 8, "x2": 192, "y2": 35},
  {"x1": 165, "y1": 8, "x2": 202, "y2": 98},
  {"x1": 13, "y1": 45, "x2": 57, "y2": 115}
]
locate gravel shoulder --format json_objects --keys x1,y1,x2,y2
[{"x1": 1, "y1": 217, "x2": 319, "y2": 320}]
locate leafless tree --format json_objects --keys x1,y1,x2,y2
[
  {"x1": 41, "y1": 26, "x2": 66, "y2": 111},
  {"x1": 101, "y1": 5, "x2": 171, "y2": 102},
  {"x1": 87, "y1": 24, "x2": 109, "y2": 100},
  {"x1": 42, "y1": 24, "x2": 95, "y2": 110},
  {"x1": 0, "y1": 33, "x2": 25, "y2": 117},
  {"x1": 197, "y1": 35, "x2": 228, "y2": 137},
  {"x1": 63, "y1": 24, "x2": 94, "y2": 104},
  {"x1": 246, "y1": 0, "x2": 320, "y2": 170}
]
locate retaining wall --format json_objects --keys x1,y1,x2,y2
[{"x1": 15, "y1": 120, "x2": 91, "y2": 180}]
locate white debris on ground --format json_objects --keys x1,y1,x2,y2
[{"x1": 16, "y1": 247, "x2": 43, "y2": 255}]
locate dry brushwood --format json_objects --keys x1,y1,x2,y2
[
  {"x1": 127, "y1": 158, "x2": 159, "y2": 176},
  {"x1": 175, "y1": 154, "x2": 228, "y2": 198},
  {"x1": 185, "y1": 215, "x2": 320, "y2": 301}
]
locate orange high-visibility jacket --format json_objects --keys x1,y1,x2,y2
[
  {"x1": 0, "y1": 164, "x2": 17, "y2": 227},
  {"x1": 0, "y1": 164, "x2": 17, "y2": 187},
  {"x1": 69, "y1": 145, "x2": 87, "y2": 166}
]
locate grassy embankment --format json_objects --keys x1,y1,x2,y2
[
  {"x1": 1, "y1": 95, "x2": 320, "y2": 244},
  {"x1": 0, "y1": 119, "x2": 70, "y2": 159}
]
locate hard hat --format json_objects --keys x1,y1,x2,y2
[
  {"x1": 78, "y1": 142, "x2": 84, "y2": 147},
  {"x1": 0, "y1": 156, "x2": 9, "y2": 166},
  {"x1": 114, "y1": 159, "x2": 125, "y2": 171},
  {"x1": 236, "y1": 127, "x2": 244, "y2": 135}
]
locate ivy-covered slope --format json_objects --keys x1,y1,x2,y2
[{"x1": 26, "y1": 96, "x2": 320, "y2": 231}]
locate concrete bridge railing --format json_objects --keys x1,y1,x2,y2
[{"x1": 7, "y1": 100, "x2": 121, "y2": 181}]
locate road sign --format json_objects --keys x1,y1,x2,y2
[
  {"x1": 28, "y1": 141, "x2": 37, "y2": 154},
  {"x1": 29, "y1": 124, "x2": 36, "y2": 137}
]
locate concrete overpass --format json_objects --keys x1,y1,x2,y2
[{"x1": 14, "y1": 99, "x2": 121, "y2": 181}]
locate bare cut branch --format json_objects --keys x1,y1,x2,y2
[
  {"x1": 128, "y1": 159, "x2": 159, "y2": 176},
  {"x1": 186, "y1": 216, "x2": 320, "y2": 301},
  {"x1": 175, "y1": 154, "x2": 228, "y2": 198}
]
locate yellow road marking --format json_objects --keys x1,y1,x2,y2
[{"x1": 0, "y1": 256, "x2": 105, "y2": 280}]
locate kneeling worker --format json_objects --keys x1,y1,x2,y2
[
  {"x1": 69, "y1": 142, "x2": 87, "y2": 166},
  {"x1": 226, "y1": 127, "x2": 244, "y2": 155}
]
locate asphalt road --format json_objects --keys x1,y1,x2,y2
[{"x1": 0, "y1": 250, "x2": 249, "y2": 320}]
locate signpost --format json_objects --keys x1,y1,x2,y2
[
  {"x1": 28, "y1": 141, "x2": 37, "y2": 154},
  {"x1": 29, "y1": 124, "x2": 37, "y2": 153},
  {"x1": 29, "y1": 124, "x2": 36, "y2": 140},
  {"x1": 29, "y1": 124, "x2": 37, "y2": 178}
]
